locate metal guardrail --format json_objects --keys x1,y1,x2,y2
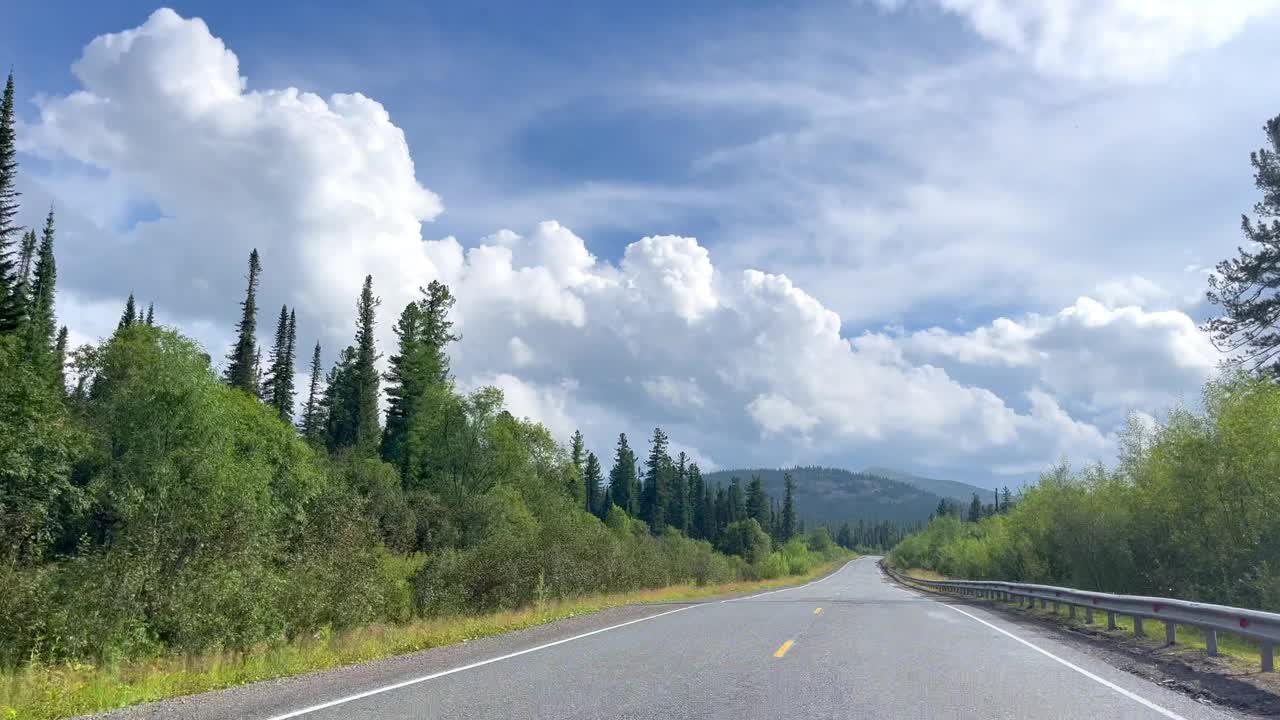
[{"x1": 881, "y1": 563, "x2": 1279, "y2": 672}]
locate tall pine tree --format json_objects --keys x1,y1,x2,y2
[
  {"x1": 14, "y1": 229, "x2": 35, "y2": 314},
  {"x1": 299, "y1": 341, "x2": 325, "y2": 443},
  {"x1": 351, "y1": 275, "x2": 381, "y2": 454},
  {"x1": 382, "y1": 282, "x2": 458, "y2": 471},
  {"x1": 263, "y1": 305, "x2": 297, "y2": 422},
  {"x1": 53, "y1": 326, "x2": 67, "y2": 394},
  {"x1": 639, "y1": 427, "x2": 671, "y2": 532},
  {"x1": 584, "y1": 451, "x2": 604, "y2": 517},
  {"x1": 322, "y1": 345, "x2": 357, "y2": 450},
  {"x1": 224, "y1": 249, "x2": 261, "y2": 391},
  {"x1": 145, "y1": 302, "x2": 155, "y2": 326},
  {"x1": 117, "y1": 293, "x2": 137, "y2": 330},
  {"x1": 780, "y1": 471, "x2": 797, "y2": 542},
  {"x1": 1205, "y1": 114, "x2": 1280, "y2": 373},
  {"x1": 23, "y1": 210, "x2": 57, "y2": 378},
  {"x1": 668, "y1": 451, "x2": 689, "y2": 535},
  {"x1": 0, "y1": 72, "x2": 22, "y2": 334},
  {"x1": 745, "y1": 475, "x2": 769, "y2": 528},
  {"x1": 607, "y1": 433, "x2": 639, "y2": 515}
]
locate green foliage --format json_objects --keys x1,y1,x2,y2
[
  {"x1": 607, "y1": 433, "x2": 639, "y2": 516},
  {"x1": 0, "y1": 336, "x2": 78, "y2": 567},
  {"x1": 351, "y1": 275, "x2": 382, "y2": 454},
  {"x1": 223, "y1": 249, "x2": 260, "y2": 392},
  {"x1": 719, "y1": 519, "x2": 771, "y2": 564},
  {"x1": 890, "y1": 375, "x2": 1280, "y2": 611},
  {"x1": 1205, "y1": 114, "x2": 1280, "y2": 374},
  {"x1": 0, "y1": 72, "x2": 22, "y2": 334}
]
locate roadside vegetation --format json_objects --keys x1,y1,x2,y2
[
  {"x1": 0, "y1": 558, "x2": 849, "y2": 720},
  {"x1": 890, "y1": 112, "x2": 1280, "y2": 616},
  {"x1": 0, "y1": 72, "x2": 851, "y2": 718}
]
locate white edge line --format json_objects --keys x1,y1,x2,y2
[
  {"x1": 263, "y1": 604, "x2": 697, "y2": 720},
  {"x1": 944, "y1": 604, "x2": 1191, "y2": 720},
  {"x1": 266, "y1": 557, "x2": 859, "y2": 719}
]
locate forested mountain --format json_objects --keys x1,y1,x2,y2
[
  {"x1": 703, "y1": 467, "x2": 945, "y2": 524},
  {"x1": 860, "y1": 466, "x2": 991, "y2": 505}
]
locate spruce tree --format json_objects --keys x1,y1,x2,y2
[
  {"x1": 781, "y1": 471, "x2": 797, "y2": 542},
  {"x1": 688, "y1": 462, "x2": 706, "y2": 539},
  {"x1": 1205, "y1": 114, "x2": 1280, "y2": 373},
  {"x1": 299, "y1": 341, "x2": 325, "y2": 444},
  {"x1": 145, "y1": 302, "x2": 155, "y2": 326},
  {"x1": 420, "y1": 280, "x2": 459, "y2": 384},
  {"x1": 253, "y1": 347, "x2": 263, "y2": 397},
  {"x1": 608, "y1": 433, "x2": 639, "y2": 515},
  {"x1": 14, "y1": 229, "x2": 35, "y2": 313},
  {"x1": 322, "y1": 345, "x2": 357, "y2": 450},
  {"x1": 728, "y1": 477, "x2": 745, "y2": 523},
  {"x1": 569, "y1": 430, "x2": 586, "y2": 510},
  {"x1": 0, "y1": 72, "x2": 22, "y2": 334},
  {"x1": 837, "y1": 522, "x2": 853, "y2": 549},
  {"x1": 583, "y1": 451, "x2": 603, "y2": 517},
  {"x1": 1001, "y1": 486, "x2": 1013, "y2": 512},
  {"x1": 53, "y1": 326, "x2": 67, "y2": 394},
  {"x1": 117, "y1": 293, "x2": 137, "y2": 330},
  {"x1": 351, "y1": 275, "x2": 381, "y2": 454},
  {"x1": 23, "y1": 210, "x2": 57, "y2": 376},
  {"x1": 745, "y1": 475, "x2": 769, "y2": 527},
  {"x1": 639, "y1": 427, "x2": 671, "y2": 532},
  {"x1": 968, "y1": 493, "x2": 983, "y2": 523},
  {"x1": 224, "y1": 249, "x2": 261, "y2": 392},
  {"x1": 381, "y1": 282, "x2": 458, "y2": 471},
  {"x1": 263, "y1": 305, "x2": 297, "y2": 422},
  {"x1": 668, "y1": 451, "x2": 689, "y2": 534}
]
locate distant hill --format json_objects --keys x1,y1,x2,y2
[
  {"x1": 860, "y1": 466, "x2": 991, "y2": 505},
  {"x1": 701, "y1": 466, "x2": 946, "y2": 525}
]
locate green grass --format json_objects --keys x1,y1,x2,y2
[{"x1": 0, "y1": 557, "x2": 853, "y2": 720}]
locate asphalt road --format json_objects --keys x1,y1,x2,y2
[{"x1": 96, "y1": 556, "x2": 1244, "y2": 720}]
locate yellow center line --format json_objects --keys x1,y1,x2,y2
[
  {"x1": 814, "y1": 607, "x2": 823, "y2": 614},
  {"x1": 773, "y1": 639, "x2": 795, "y2": 658}
]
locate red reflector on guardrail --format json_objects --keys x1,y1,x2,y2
[{"x1": 1241, "y1": 618, "x2": 1251, "y2": 628}]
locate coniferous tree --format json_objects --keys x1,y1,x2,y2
[
  {"x1": 702, "y1": 483, "x2": 715, "y2": 542},
  {"x1": 23, "y1": 210, "x2": 57, "y2": 377},
  {"x1": 14, "y1": 229, "x2": 35, "y2": 314},
  {"x1": 117, "y1": 293, "x2": 137, "y2": 330},
  {"x1": 668, "y1": 451, "x2": 689, "y2": 534},
  {"x1": 569, "y1": 429, "x2": 587, "y2": 506},
  {"x1": 1205, "y1": 115, "x2": 1280, "y2": 373},
  {"x1": 967, "y1": 493, "x2": 983, "y2": 523},
  {"x1": 224, "y1": 249, "x2": 261, "y2": 392},
  {"x1": 639, "y1": 427, "x2": 671, "y2": 532},
  {"x1": 322, "y1": 345, "x2": 357, "y2": 450},
  {"x1": 252, "y1": 348, "x2": 263, "y2": 397},
  {"x1": 53, "y1": 326, "x2": 67, "y2": 394},
  {"x1": 583, "y1": 451, "x2": 603, "y2": 517},
  {"x1": 607, "y1": 433, "x2": 639, "y2": 515},
  {"x1": 382, "y1": 282, "x2": 459, "y2": 472},
  {"x1": 780, "y1": 471, "x2": 797, "y2": 542},
  {"x1": 688, "y1": 462, "x2": 707, "y2": 539},
  {"x1": 1001, "y1": 486, "x2": 1013, "y2": 512},
  {"x1": 837, "y1": 522, "x2": 853, "y2": 549},
  {"x1": 299, "y1": 341, "x2": 325, "y2": 444},
  {"x1": 727, "y1": 477, "x2": 745, "y2": 524},
  {"x1": 351, "y1": 275, "x2": 381, "y2": 454},
  {"x1": 745, "y1": 475, "x2": 769, "y2": 528},
  {"x1": 0, "y1": 72, "x2": 22, "y2": 334},
  {"x1": 262, "y1": 305, "x2": 288, "y2": 405},
  {"x1": 263, "y1": 305, "x2": 297, "y2": 422},
  {"x1": 145, "y1": 302, "x2": 155, "y2": 326}
]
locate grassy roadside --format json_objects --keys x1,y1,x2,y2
[
  {"x1": 891, "y1": 566, "x2": 1264, "y2": 669},
  {"x1": 1, "y1": 556, "x2": 853, "y2": 720}
]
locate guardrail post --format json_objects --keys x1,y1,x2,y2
[
  {"x1": 1263, "y1": 643, "x2": 1275, "y2": 672},
  {"x1": 1053, "y1": 601, "x2": 1059, "y2": 614},
  {"x1": 1205, "y1": 629, "x2": 1218, "y2": 656},
  {"x1": 1085, "y1": 607, "x2": 1094, "y2": 624},
  {"x1": 1165, "y1": 621, "x2": 1175, "y2": 645},
  {"x1": 1069, "y1": 605, "x2": 1077, "y2": 620},
  {"x1": 1107, "y1": 611, "x2": 1116, "y2": 630},
  {"x1": 1134, "y1": 616, "x2": 1145, "y2": 638},
  {"x1": 1039, "y1": 598, "x2": 1047, "y2": 609}
]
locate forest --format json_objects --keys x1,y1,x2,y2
[
  {"x1": 0, "y1": 72, "x2": 848, "y2": 669},
  {"x1": 889, "y1": 113, "x2": 1280, "y2": 614}
]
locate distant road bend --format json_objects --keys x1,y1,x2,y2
[{"x1": 110, "y1": 558, "x2": 1241, "y2": 720}]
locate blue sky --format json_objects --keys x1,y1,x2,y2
[{"x1": 6, "y1": 2, "x2": 1280, "y2": 486}]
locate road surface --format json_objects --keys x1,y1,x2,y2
[{"x1": 98, "y1": 556, "x2": 1241, "y2": 720}]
